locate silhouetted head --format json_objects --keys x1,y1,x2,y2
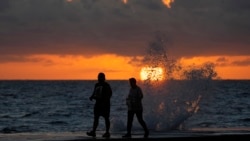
[
  {"x1": 98, "y1": 72, "x2": 106, "y2": 82},
  {"x1": 129, "y1": 77, "x2": 137, "y2": 88}
]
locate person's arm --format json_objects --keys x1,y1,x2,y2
[
  {"x1": 126, "y1": 89, "x2": 132, "y2": 109},
  {"x1": 89, "y1": 84, "x2": 97, "y2": 101},
  {"x1": 137, "y1": 87, "x2": 143, "y2": 99},
  {"x1": 107, "y1": 83, "x2": 112, "y2": 98}
]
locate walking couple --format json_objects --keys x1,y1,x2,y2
[{"x1": 86, "y1": 72, "x2": 149, "y2": 138}]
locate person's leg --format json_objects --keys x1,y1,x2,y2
[
  {"x1": 123, "y1": 111, "x2": 134, "y2": 137},
  {"x1": 127, "y1": 111, "x2": 134, "y2": 134},
  {"x1": 104, "y1": 116, "x2": 110, "y2": 133},
  {"x1": 102, "y1": 116, "x2": 111, "y2": 137},
  {"x1": 86, "y1": 115, "x2": 99, "y2": 137},
  {"x1": 135, "y1": 111, "x2": 149, "y2": 137},
  {"x1": 93, "y1": 115, "x2": 99, "y2": 132}
]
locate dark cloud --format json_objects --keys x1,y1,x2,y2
[
  {"x1": 0, "y1": 0, "x2": 10, "y2": 12},
  {"x1": 0, "y1": 0, "x2": 249, "y2": 60},
  {"x1": 215, "y1": 56, "x2": 250, "y2": 67},
  {"x1": 0, "y1": 55, "x2": 30, "y2": 63},
  {"x1": 216, "y1": 57, "x2": 228, "y2": 63},
  {"x1": 231, "y1": 58, "x2": 250, "y2": 66},
  {"x1": 0, "y1": 54, "x2": 53, "y2": 64}
]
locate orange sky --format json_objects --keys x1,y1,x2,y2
[
  {"x1": 0, "y1": 0, "x2": 250, "y2": 80},
  {"x1": 0, "y1": 54, "x2": 249, "y2": 80},
  {"x1": 179, "y1": 56, "x2": 250, "y2": 80},
  {"x1": 0, "y1": 54, "x2": 141, "y2": 80}
]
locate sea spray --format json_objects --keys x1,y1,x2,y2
[
  {"x1": 140, "y1": 33, "x2": 217, "y2": 131},
  {"x1": 142, "y1": 80, "x2": 209, "y2": 131},
  {"x1": 110, "y1": 32, "x2": 217, "y2": 132}
]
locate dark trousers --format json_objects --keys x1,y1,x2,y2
[
  {"x1": 126, "y1": 110, "x2": 148, "y2": 134},
  {"x1": 93, "y1": 106, "x2": 110, "y2": 133},
  {"x1": 93, "y1": 115, "x2": 110, "y2": 132}
]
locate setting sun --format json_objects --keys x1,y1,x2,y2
[{"x1": 140, "y1": 67, "x2": 164, "y2": 81}]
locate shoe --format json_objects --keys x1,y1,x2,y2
[
  {"x1": 144, "y1": 130, "x2": 149, "y2": 138},
  {"x1": 102, "y1": 132, "x2": 110, "y2": 138},
  {"x1": 86, "y1": 131, "x2": 96, "y2": 137},
  {"x1": 122, "y1": 133, "x2": 131, "y2": 138}
]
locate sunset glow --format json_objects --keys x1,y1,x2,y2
[
  {"x1": 0, "y1": 55, "x2": 249, "y2": 80},
  {"x1": 122, "y1": 0, "x2": 128, "y2": 4},
  {"x1": 140, "y1": 67, "x2": 164, "y2": 81},
  {"x1": 162, "y1": 0, "x2": 175, "y2": 8},
  {"x1": 0, "y1": 1, "x2": 249, "y2": 80},
  {"x1": 66, "y1": 0, "x2": 73, "y2": 3},
  {"x1": 179, "y1": 56, "x2": 250, "y2": 80},
  {"x1": 0, "y1": 54, "x2": 141, "y2": 80},
  {"x1": 121, "y1": 0, "x2": 175, "y2": 8}
]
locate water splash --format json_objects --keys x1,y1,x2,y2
[
  {"x1": 143, "y1": 80, "x2": 207, "y2": 131},
  {"x1": 111, "y1": 32, "x2": 217, "y2": 132},
  {"x1": 140, "y1": 32, "x2": 217, "y2": 131}
]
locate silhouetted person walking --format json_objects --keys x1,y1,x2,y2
[
  {"x1": 122, "y1": 77, "x2": 149, "y2": 138},
  {"x1": 87, "y1": 72, "x2": 112, "y2": 138}
]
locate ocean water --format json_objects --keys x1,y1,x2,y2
[{"x1": 0, "y1": 80, "x2": 249, "y2": 134}]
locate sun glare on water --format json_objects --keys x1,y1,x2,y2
[{"x1": 140, "y1": 67, "x2": 164, "y2": 81}]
